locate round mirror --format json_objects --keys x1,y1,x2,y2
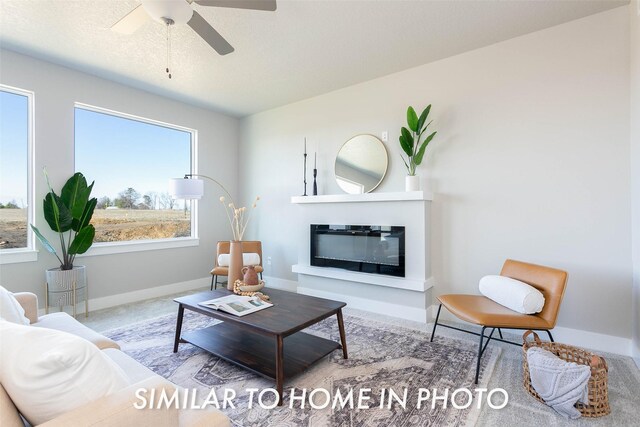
[{"x1": 335, "y1": 134, "x2": 388, "y2": 194}]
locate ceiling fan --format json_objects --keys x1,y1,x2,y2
[{"x1": 111, "y1": 0, "x2": 277, "y2": 56}]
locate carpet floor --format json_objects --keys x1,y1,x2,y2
[
  {"x1": 84, "y1": 290, "x2": 640, "y2": 426},
  {"x1": 104, "y1": 310, "x2": 500, "y2": 426}
]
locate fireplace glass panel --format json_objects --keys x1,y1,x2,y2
[{"x1": 310, "y1": 224, "x2": 405, "y2": 277}]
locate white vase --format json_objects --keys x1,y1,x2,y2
[
  {"x1": 228, "y1": 240, "x2": 244, "y2": 291},
  {"x1": 45, "y1": 266, "x2": 87, "y2": 314},
  {"x1": 45, "y1": 266, "x2": 86, "y2": 292},
  {"x1": 405, "y1": 175, "x2": 420, "y2": 191}
]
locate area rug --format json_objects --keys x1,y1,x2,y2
[{"x1": 105, "y1": 311, "x2": 499, "y2": 426}]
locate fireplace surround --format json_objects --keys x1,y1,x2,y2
[
  {"x1": 291, "y1": 191, "x2": 432, "y2": 322},
  {"x1": 310, "y1": 224, "x2": 405, "y2": 277}
]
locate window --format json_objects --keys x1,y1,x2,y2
[
  {"x1": 0, "y1": 85, "x2": 34, "y2": 259},
  {"x1": 74, "y1": 104, "x2": 196, "y2": 249}
]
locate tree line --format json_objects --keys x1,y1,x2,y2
[
  {"x1": 0, "y1": 189, "x2": 183, "y2": 210},
  {"x1": 96, "y1": 188, "x2": 180, "y2": 210},
  {"x1": 0, "y1": 200, "x2": 21, "y2": 209}
]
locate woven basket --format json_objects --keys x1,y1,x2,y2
[{"x1": 522, "y1": 330, "x2": 610, "y2": 418}]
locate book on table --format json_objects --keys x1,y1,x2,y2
[{"x1": 198, "y1": 294, "x2": 272, "y2": 317}]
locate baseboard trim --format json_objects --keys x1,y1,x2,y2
[
  {"x1": 38, "y1": 277, "x2": 209, "y2": 316},
  {"x1": 298, "y1": 286, "x2": 428, "y2": 323},
  {"x1": 428, "y1": 304, "x2": 632, "y2": 357},
  {"x1": 263, "y1": 275, "x2": 298, "y2": 292}
]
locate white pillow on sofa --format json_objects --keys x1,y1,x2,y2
[
  {"x1": 0, "y1": 320, "x2": 130, "y2": 425},
  {"x1": 0, "y1": 285, "x2": 29, "y2": 325},
  {"x1": 479, "y1": 275, "x2": 545, "y2": 314},
  {"x1": 218, "y1": 252, "x2": 260, "y2": 267}
]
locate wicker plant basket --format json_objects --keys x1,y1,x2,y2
[{"x1": 522, "y1": 330, "x2": 610, "y2": 418}]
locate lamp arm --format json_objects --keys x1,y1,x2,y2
[{"x1": 184, "y1": 174, "x2": 235, "y2": 205}]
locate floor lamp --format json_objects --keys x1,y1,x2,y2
[{"x1": 169, "y1": 174, "x2": 242, "y2": 290}]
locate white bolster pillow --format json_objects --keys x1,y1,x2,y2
[
  {"x1": 479, "y1": 275, "x2": 545, "y2": 314},
  {"x1": 218, "y1": 253, "x2": 260, "y2": 267}
]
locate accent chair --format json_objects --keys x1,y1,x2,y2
[
  {"x1": 430, "y1": 259, "x2": 568, "y2": 384},
  {"x1": 210, "y1": 241, "x2": 264, "y2": 290}
]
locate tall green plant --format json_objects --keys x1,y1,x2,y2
[
  {"x1": 31, "y1": 171, "x2": 97, "y2": 270},
  {"x1": 399, "y1": 105, "x2": 438, "y2": 176}
]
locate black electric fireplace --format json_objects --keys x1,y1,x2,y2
[{"x1": 310, "y1": 224, "x2": 405, "y2": 277}]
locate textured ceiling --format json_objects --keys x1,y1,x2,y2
[{"x1": 0, "y1": 0, "x2": 628, "y2": 117}]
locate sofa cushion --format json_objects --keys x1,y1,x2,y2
[
  {"x1": 180, "y1": 407, "x2": 232, "y2": 427},
  {"x1": 38, "y1": 377, "x2": 181, "y2": 427},
  {"x1": 0, "y1": 383, "x2": 23, "y2": 427},
  {"x1": 0, "y1": 286, "x2": 29, "y2": 325},
  {"x1": 0, "y1": 320, "x2": 130, "y2": 426},
  {"x1": 34, "y1": 312, "x2": 120, "y2": 350},
  {"x1": 103, "y1": 348, "x2": 156, "y2": 384}
]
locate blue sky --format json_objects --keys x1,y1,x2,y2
[
  {"x1": 0, "y1": 90, "x2": 28, "y2": 206},
  {"x1": 75, "y1": 107, "x2": 191, "y2": 203},
  {"x1": 0, "y1": 94, "x2": 192, "y2": 207}
]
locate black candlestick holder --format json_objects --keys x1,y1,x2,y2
[
  {"x1": 313, "y1": 168, "x2": 318, "y2": 195},
  {"x1": 302, "y1": 152, "x2": 308, "y2": 196}
]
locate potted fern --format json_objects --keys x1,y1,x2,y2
[
  {"x1": 31, "y1": 171, "x2": 97, "y2": 313},
  {"x1": 399, "y1": 105, "x2": 437, "y2": 191}
]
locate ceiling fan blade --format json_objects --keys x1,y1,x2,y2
[
  {"x1": 111, "y1": 4, "x2": 149, "y2": 34},
  {"x1": 188, "y1": 11, "x2": 235, "y2": 55},
  {"x1": 194, "y1": 0, "x2": 277, "y2": 11}
]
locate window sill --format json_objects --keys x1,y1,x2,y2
[
  {"x1": 76, "y1": 238, "x2": 199, "y2": 258},
  {"x1": 0, "y1": 249, "x2": 38, "y2": 265}
]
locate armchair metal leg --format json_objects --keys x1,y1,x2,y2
[
  {"x1": 259, "y1": 272, "x2": 263, "y2": 280},
  {"x1": 498, "y1": 328, "x2": 503, "y2": 339},
  {"x1": 430, "y1": 304, "x2": 442, "y2": 342},
  {"x1": 210, "y1": 275, "x2": 215, "y2": 291},
  {"x1": 475, "y1": 326, "x2": 486, "y2": 384},
  {"x1": 546, "y1": 330, "x2": 554, "y2": 342}
]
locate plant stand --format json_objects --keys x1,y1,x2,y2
[{"x1": 45, "y1": 266, "x2": 88, "y2": 318}]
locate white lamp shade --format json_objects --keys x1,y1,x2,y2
[{"x1": 169, "y1": 178, "x2": 204, "y2": 199}]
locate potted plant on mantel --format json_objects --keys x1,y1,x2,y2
[
  {"x1": 31, "y1": 171, "x2": 97, "y2": 312},
  {"x1": 399, "y1": 105, "x2": 438, "y2": 191}
]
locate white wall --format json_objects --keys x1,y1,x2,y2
[
  {"x1": 240, "y1": 8, "x2": 633, "y2": 340},
  {"x1": 630, "y1": 0, "x2": 640, "y2": 362},
  {"x1": 0, "y1": 50, "x2": 238, "y2": 305}
]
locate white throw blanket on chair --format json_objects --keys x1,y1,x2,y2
[{"x1": 527, "y1": 347, "x2": 591, "y2": 419}]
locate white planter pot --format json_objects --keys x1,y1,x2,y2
[
  {"x1": 45, "y1": 266, "x2": 87, "y2": 309},
  {"x1": 405, "y1": 175, "x2": 421, "y2": 191}
]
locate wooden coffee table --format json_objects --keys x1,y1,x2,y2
[{"x1": 173, "y1": 288, "x2": 347, "y2": 405}]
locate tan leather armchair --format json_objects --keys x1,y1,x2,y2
[
  {"x1": 210, "y1": 241, "x2": 264, "y2": 290},
  {"x1": 430, "y1": 259, "x2": 568, "y2": 384}
]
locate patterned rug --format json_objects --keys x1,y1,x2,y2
[{"x1": 105, "y1": 311, "x2": 499, "y2": 426}]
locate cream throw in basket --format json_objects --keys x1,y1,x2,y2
[{"x1": 522, "y1": 330, "x2": 610, "y2": 418}]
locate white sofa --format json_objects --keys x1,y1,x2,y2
[{"x1": 0, "y1": 292, "x2": 230, "y2": 427}]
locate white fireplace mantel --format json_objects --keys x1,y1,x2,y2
[
  {"x1": 291, "y1": 190, "x2": 433, "y2": 204},
  {"x1": 292, "y1": 264, "x2": 433, "y2": 292},
  {"x1": 291, "y1": 191, "x2": 433, "y2": 322}
]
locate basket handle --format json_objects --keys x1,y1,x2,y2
[{"x1": 522, "y1": 330, "x2": 542, "y2": 344}]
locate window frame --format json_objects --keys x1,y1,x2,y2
[
  {"x1": 0, "y1": 84, "x2": 37, "y2": 264},
  {"x1": 73, "y1": 103, "x2": 199, "y2": 257}
]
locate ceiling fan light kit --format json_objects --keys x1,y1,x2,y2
[
  {"x1": 111, "y1": 0, "x2": 277, "y2": 78},
  {"x1": 141, "y1": 0, "x2": 193, "y2": 25}
]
